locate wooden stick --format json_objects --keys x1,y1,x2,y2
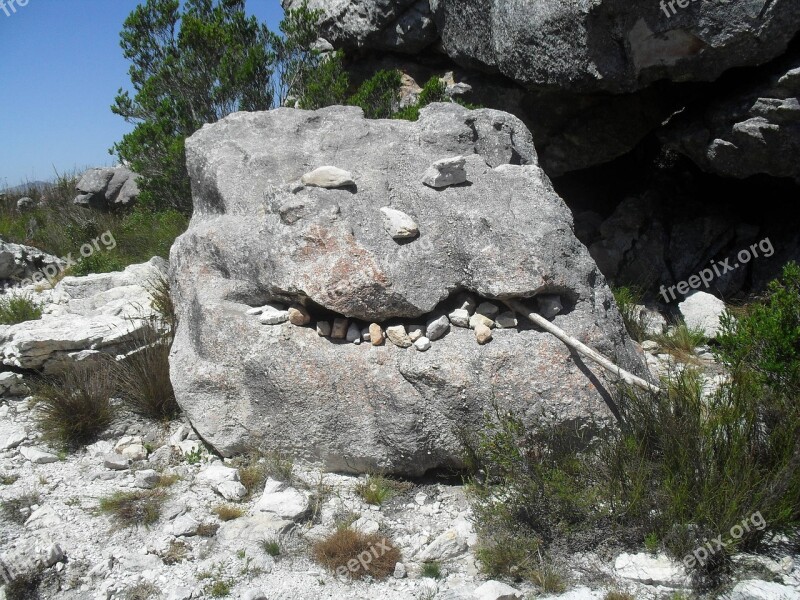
[{"x1": 505, "y1": 299, "x2": 662, "y2": 395}]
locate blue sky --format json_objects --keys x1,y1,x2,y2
[{"x1": 0, "y1": 0, "x2": 285, "y2": 188}]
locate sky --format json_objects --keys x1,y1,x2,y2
[{"x1": 0, "y1": 0, "x2": 285, "y2": 188}]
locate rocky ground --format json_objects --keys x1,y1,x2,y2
[{"x1": 1, "y1": 273, "x2": 798, "y2": 600}]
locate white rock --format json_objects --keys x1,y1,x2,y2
[
  {"x1": 0, "y1": 428, "x2": 26, "y2": 450},
  {"x1": 678, "y1": 291, "x2": 726, "y2": 339},
  {"x1": 103, "y1": 453, "x2": 131, "y2": 470},
  {"x1": 426, "y1": 315, "x2": 450, "y2": 340},
  {"x1": 176, "y1": 439, "x2": 200, "y2": 456},
  {"x1": 422, "y1": 156, "x2": 467, "y2": 188},
  {"x1": 393, "y1": 562, "x2": 407, "y2": 578},
  {"x1": 414, "y1": 336, "x2": 432, "y2": 352},
  {"x1": 25, "y1": 506, "x2": 62, "y2": 529},
  {"x1": 473, "y1": 580, "x2": 524, "y2": 600},
  {"x1": 408, "y1": 324, "x2": 425, "y2": 342},
  {"x1": 259, "y1": 309, "x2": 289, "y2": 325},
  {"x1": 469, "y1": 313, "x2": 494, "y2": 329},
  {"x1": 417, "y1": 528, "x2": 468, "y2": 561},
  {"x1": 352, "y1": 516, "x2": 380, "y2": 535},
  {"x1": 475, "y1": 301, "x2": 500, "y2": 319},
  {"x1": 115, "y1": 437, "x2": 148, "y2": 461},
  {"x1": 197, "y1": 463, "x2": 239, "y2": 487},
  {"x1": 495, "y1": 311, "x2": 518, "y2": 329},
  {"x1": 218, "y1": 480, "x2": 247, "y2": 501},
  {"x1": 415, "y1": 492, "x2": 428, "y2": 505},
  {"x1": 135, "y1": 469, "x2": 160, "y2": 489},
  {"x1": 728, "y1": 580, "x2": 800, "y2": 599},
  {"x1": 20, "y1": 447, "x2": 59, "y2": 464},
  {"x1": 536, "y1": 294, "x2": 563, "y2": 320},
  {"x1": 380, "y1": 207, "x2": 419, "y2": 239},
  {"x1": 256, "y1": 478, "x2": 310, "y2": 521},
  {"x1": 448, "y1": 308, "x2": 470, "y2": 328},
  {"x1": 170, "y1": 424, "x2": 190, "y2": 444},
  {"x1": 170, "y1": 515, "x2": 200, "y2": 537},
  {"x1": 241, "y1": 591, "x2": 268, "y2": 600},
  {"x1": 167, "y1": 587, "x2": 194, "y2": 600},
  {"x1": 0, "y1": 372, "x2": 27, "y2": 397},
  {"x1": 301, "y1": 166, "x2": 355, "y2": 189},
  {"x1": 614, "y1": 552, "x2": 690, "y2": 587},
  {"x1": 217, "y1": 513, "x2": 295, "y2": 546}
]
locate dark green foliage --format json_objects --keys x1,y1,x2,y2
[
  {"x1": 33, "y1": 362, "x2": 116, "y2": 447},
  {"x1": 297, "y1": 50, "x2": 349, "y2": 110},
  {"x1": 0, "y1": 294, "x2": 42, "y2": 325},
  {"x1": 393, "y1": 76, "x2": 447, "y2": 122},
  {"x1": 348, "y1": 69, "x2": 403, "y2": 119},
  {"x1": 467, "y1": 265, "x2": 800, "y2": 592},
  {"x1": 716, "y1": 261, "x2": 800, "y2": 391},
  {"x1": 112, "y1": 0, "x2": 276, "y2": 213},
  {"x1": 613, "y1": 286, "x2": 647, "y2": 342}
]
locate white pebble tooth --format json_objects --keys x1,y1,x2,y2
[{"x1": 414, "y1": 337, "x2": 431, "y2": 352}]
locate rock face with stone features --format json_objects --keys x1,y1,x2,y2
[
  {"x1": 169, "y1": 103, "x2": 648, "y2": 476},
  {"x1": 73, "y1": 166, "x2": 140, "y2": 209}
]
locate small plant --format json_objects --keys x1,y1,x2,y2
[
  {"x1": 125, "y1": 581, "x2": 162, "y2": 600},
  {"x1": 113, "y1": 325, "x2": 179, "y2": 420},
  {"x1": 355, "y1": 474, "x2": 405, "y2": 506},
  {"x1": 529, "y1": 560, "x2": 567, "y2": 594},
  {"x1": 604, "y1": 592, "x2": 635, "y2": 600},
  {"x1": 262, "y1": 537, "x2": 281, "y2": 557},
  {"x1": 33, "y1": 361, "x2": 116, "y2": 447},
  {"x1": 1, "y1": 490, "x2": 40, "y2": 525},
  {"x1": 197, "y1": 522, "x2": 220, "y2": 537},
  {"x1": 98, "y1": 490, "x2": 163, "y2": 527},
  {"x1": 234, "y1": 452, "x2": 269, "y2": 496},
  {"x1": 348, "y1": 69, "x2": 403, "y2": 119},
  {"x1": 653, "y1": 323, "x2": 707, "y2": 362},
  {"x1": 613, "y1": 286, "x2": 647, "y2": 342},
  {"x1": 312, "y1": 528, "x2": 401, "y2": 580},
  {"x1": 645, "y1": 532, "x2": 659, "y2": 553},
  {"x1": 155, "y1": 472, "x2": 180, "y2": 488},
  {"x1": 185, "y1": 447, "x2": 204, "y2": 465},
  {"x1": 214, "y1": 504, "x2": 244, "y2": 522},
  {"x1": 394, "y1": 76, "x2": 447, "y2": 121},
  {"x1": 163, "y1": 539, "x2": 188, "y2": 565},
  {"x1": 204, "y1": 578, "x2": 232, "y2": 598},
  {"x1": 0, "y1": 293, "x2": 42, "y2": 325},
  {"x1": 421, "y1": 561, "x2": 441, "y2": 579},
  {"x1": 0, "y1": 473, "x2": 19, "y2": 485}
]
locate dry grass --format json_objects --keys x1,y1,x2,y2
[
  {"x1": 197, "y1": 522, "x2": 220, "y2": 537},
  {"x1": 98, "y1": 490, "x2": 164, "y2": 527},
  {"x1": 312, "y1": 528, "x2": 400, "y2": 580},
  {"x1": 213, "y1": 504, "x2": 245, "y2": 521},
  {"x1": 33, "y1": 361, "x2": 116, "y2": 447},
  {"x1": 1, "y1": 490, "x2": 40, "y2": 525},
  {"x1": 604, "y1": 592, "x2": 635, "y2": 600},
  {"x1": 162, "y1": 539, "x2": 189, "y2": 565}
]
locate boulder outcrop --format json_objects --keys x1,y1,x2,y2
[
  {"x1": 73, "y1": 166, "x2": 140, "y2": 209},
  {"x1": 169, "y1": 103, "x2": 647, "y2": 475}
]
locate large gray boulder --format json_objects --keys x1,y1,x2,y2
[
  {"x1": 169, "y1": 103, "x2": 647, "y2": 476},
  {"x1": 663, "y1": 50, "x2": 800, "y2": 182},
  {"x1": 0, "y1": 240, "x2": 64, "y2": 283},
  {"x1": 74, "y1": 166, "x2": 140, "y2": 209},
  {"x1": 283, "y1": 0, "x2": 800, "y2": 94}
]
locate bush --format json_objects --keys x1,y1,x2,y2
[
  {"x1": 653, "y1": 323, "x2": 707, "y2": 362},
  {"x1": 613, "y1": 286, "x2": 647, "y2": 342},
  {"x1": 0, "y1": 293, "x2": 42, "y2": 325},
  {"x1": 113, "y1": 327, "x2": 179, "y2": 420},
  {"x1": 213, "y1": 504, "x2": 244, "y2": 521},
  {"x1": 421, "y1": 561, "x2": 441, "y2": 579},
  {"x1": 355, "y1": 474, "x2": 398, "y2": 506},
  {"x1": 1, "y1": 490, "x2": 40, "y2": 525},
  {"x1": 33, "y1": 362, "x2": 116, "y2": 447},
  {"x1": 98, "y1": 490, "x2": 164, "y2": 527},
  {"x1": 348, "y1": 69, "x2": 403, "y2": 119},
  {"x1": 312, "y1": 528, "x2": 400, "y2": 580}
]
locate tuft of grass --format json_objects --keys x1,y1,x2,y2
[
  {"x1": 98, "y1": 490, "x2": 163, "y2": 527},
  {"x1": 204, "y1": 579, "x2": 232, "y2": 598},
  {"x1": 604, "y1": 592, "x2": 635, "y2": 600},
  {"x1": 147, "y1": 272, "x2": 175, "y2": 331},
  {"x1": 312, "y1": 528, "x2": 401, "y2": 580},
  {"x1": 163, "y1": 539, "x2": 188, "y2": 565},
  {"x1": 113, "y1": 323, "x2": 179, "y2": 420},
  {"x1": 644, "y1": 532, "x2": 659, "y2": 553},
  {"x1": 233, "y1": 449, "x2": 293, "y2": 494},
  {"x1": 262, "y1": 537, "x2": 281, "y2": 557},
  {"x1": 213, "y1": 504, "x2": 244, "y2": 521},
  {"x1": 355, "y1": 474, "x2": 407, "y2": 506},
  {"x1": 0, "y1": 293, "x2": 42, "y2": 325},
  {"x1": 1, "y1": 490, "x2": 40, "y2": 525},
  {"x1": 197, "y1": 522, "x2": 220, "y2": 537},
  {"x1": 529, "y1": 560, "x2": 567, "y2": 594},
  {"x1": 653, "y1": 323, "x2": 706, "y2": 362},
  {"x1": 0, "y1": 473, "x2": 20, "y2": 485},
  {"x1": 421, "y1": 561, "x2": 441, "y2": 579},
  {"x1": 155, "y1": 472, "x2": 180, "y2": 488},
  {"x1": 613, "y1": 286, "x2": 647, "y2": 342},
  {"x1": 125, "y1": 581, "x2": 162, "y2": 600},
  {"x1": 33, "y1": 361, "x2": 116, "y2": 447}
]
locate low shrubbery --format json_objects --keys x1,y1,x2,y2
[
  {"x1": 98, "y1": 489, "x2": 164, "y2": 527},
  {"x1": 312, "y1": 528, "x2": 400, "y2": 580},
  {"x1": 613, "y1": 286, "x2": 648, "y2": 342},
  {"x1": 466, "y1": 262, "x2": 800, "y2": 592},
  {"x1": 0, "y1": 293, "x2": 42, "y2": 325}
]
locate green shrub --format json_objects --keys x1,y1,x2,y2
[
  {"x1": 0, "y1": 293, "x2": 42, "y2": 325},
  {"x1": 393, "y1": 76, "x2": 448, "y2": 122},
  {"x1": 98, "y1": 490, "x2": 164, "y2": 527},
  {"x1": 297, "y1": 50, "x2": 349, "y2": 110},
  {"x1": 33, "y1": 362, "x2": 116, "y2": 447},
  {"x1": 653, "y1": 323, "x2": 707, "y2": 362},
  {"x1": 612, "y1": 286, "x2": 647, "y2": 342},
  {"x1": 348, "y1": 69, "x2": 403, "y2": 119}
]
